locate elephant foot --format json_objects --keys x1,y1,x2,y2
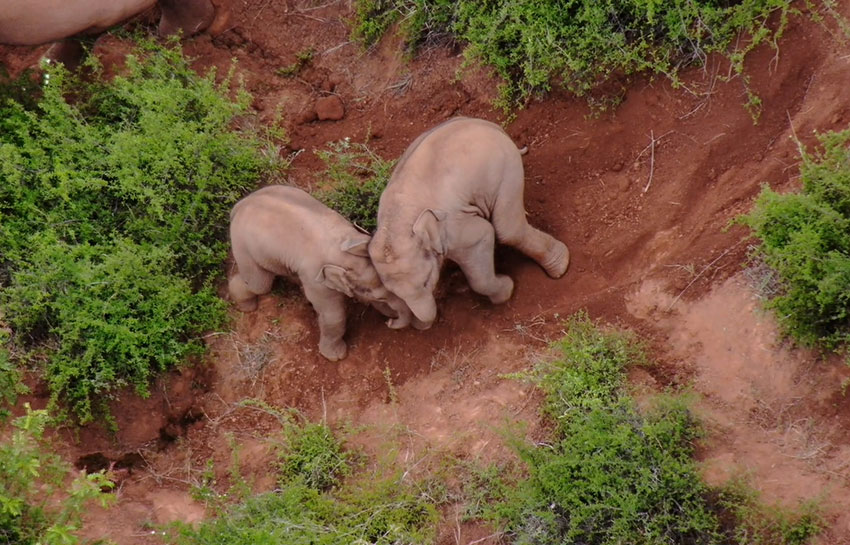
[
  {"x1": 386, "y1": 316, "x2": 409, "y2": 329},
  {"x1": 411, "y1": 316, "x2": 433, "y2": 330},
  {"x1": 542, "y1": 242, "x2": 570, "y2": 278},
  {"x1": 44, "y1": 40, "x2": 85, "y2": 71},
  {"x1": 234, "y1": 296, "x2": 259, "y2": 312},
  {"x1": 487, "y1": 275, "x2": 514, "y2": 305},
  {"x1": 206, "y1": 0, "x2": 232, "y2": 35},
  {"x1": 319, "y1": 338, "x2": 347, "y2": 361},
  {"x1": 158, "y1": 0, "x2": 216, "y2": 36}
]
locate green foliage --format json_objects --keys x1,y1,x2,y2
[
  {"x1": 0, "y1": 330, "x2": 27, "y2": 422},
  {"x1": 496, "y1": 313, "x2": 719, "y2": 544},
  {"x1": 351, "y1": 0, "x2": 796, "y2": 110},
  {"x1": 738, "y1": 129, "x2": 850, "y2": 352},
  {"x1": 0, "y1": 40, "x2": 281, "y2": 423},
  {"x1": 276, "y1": 420, "x2": 353, "y2": 491},
  {"x1": 486, "y1": 312, "x2": 822, "y2": 545},
  {"x1": 457, "y1": 461, "x2": 515, "y2": 521},
  {"x1": 171, "y1": 478, "x2": 437, "y2": 545},
  {"x1": 715, "y1": 478, "x2": 824, "y2": 545},
  {"x1": 312, "y1": 138, "x2": 396, "y2": 232},
  {"x1": 0, "y1": 66, "x2": 40, "y2": 112},
  {"x1": 0, "y1": 404, "x2": 114, "y2": 545},
  {"x1": 169, "y1": 416, "x2": 437, "y2": 545},
  {"x1": 276, "y1": 47, "x2": 316, "y2": 78},
  {"x1": 530, "y1": 311, "x2": 646, "y2": 428}
]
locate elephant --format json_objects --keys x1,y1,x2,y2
[
  {"x1": 228, "y1": 185, "x2": 418, "y2": 362},
  {"x1": 368, "y1": 117, "x2": 569, "y2": 328},
  {"x1": 0, "y1": 0, "x2": 222, "y2": 45},
  {"x1": 0, "y1": 0, "x2": 227, "y2": 68}
]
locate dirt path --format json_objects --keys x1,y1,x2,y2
[{"x1": 4, "y1": 1, "x2": 850, "y2": 543}]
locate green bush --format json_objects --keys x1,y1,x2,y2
[
  {"x1": 0, "y1": 331, "x2": 27, "y2": 422},
  {"x1": 716, "y1": 478, "x2": 824, "y2": 545},
  {"x1": 170, "y1": 417, "x2": 438, "y2": 545},
  {"x1": 352, "y1": 0, "x2": 795, "y2": 110},
  {"x1": 171, "y1": 479, "x2": 437, "y2": 545},
  {"x1": 495, "y1": 312, "x2": 719, "y2": 544},
  {"x1": 0, "y1": 405, "x2": 114, "y2": 545},
  {"x1": 739, "y1": 129, "x2": 850, "y2": 352},
  {"x1": 312, "y1": 138, "x2": 396, "y2": 232},
  {"x1": 486, "y1": 312, "x2": 822, "y2": 545},
  {"x1": 276, "y1": 420, "x2": 353, "y2": 491},
  {"x1": 0, "y1": 40, "x2": 281, "y2": 423}
]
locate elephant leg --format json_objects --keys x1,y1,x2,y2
[
  {"x1": 491, "y1": 160, "x2": 569, "y2": 278},
  {"x1": 449, "y1": 216, "x2": 514, "y2": 304},
  {"x1": 302, "y1": 283, "x2": 348, "y2": 362},
  {"x1": 228, "y1": 244, "x2": 275, "y2": 312},
  {"x1": 228, "y1": 266, "x2": 273, "y2": 312},
  {"x1": 44, "y1": 40, "x2": 85, "y2": 71},
  {"x1": 157, "y1": 0, "x2": 216, "y2": 36}
]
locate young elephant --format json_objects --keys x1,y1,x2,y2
[
  {"x1": 0, "y1": 0, "x2": 220, "y2": 45},
  {"x1": 228, "y1": 185, "x2": 415, "y2": 361},
  {"x1": 368, "y1": 117, "x2": 569, "y2": 328}
]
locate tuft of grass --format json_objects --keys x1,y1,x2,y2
[
  {"x1": 276, "y1": 47, "x2": 316, "y2": 78},
  {"x1": 715, "y1": 477, "x2": 824, "y2": 545},
  {"x1": 0, "y1": 39, "x2": 283, "y2": 424},
  {"x1": 351, "y1": 0, "x2": 808, "y2": 113},
  {"x1": 530, "y1": 311, "x2": 647, "y2": 426},
  {"x1": 738, "y1": 128, "x2": 850, "y2": 354},
  {"x1": 276, "y1": 419, "x2": 354, "y2": 491},
  {"x1": 312, "y1": 138, "x2": 396, "y2": 232}
]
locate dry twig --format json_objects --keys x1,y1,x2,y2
[{"x1": 665, "y1": 242, "x2": 741, "y2": 311}]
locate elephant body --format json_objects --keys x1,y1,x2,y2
[
  {"x1": 368, "y1": 117, "x2": 569, "y2": 327},
  {"x1": 229, "y1": 185, "x2": 414, "y2": 361},
  {"x1": 0, "y1": 0, "x2": 219, "y2": 45}
]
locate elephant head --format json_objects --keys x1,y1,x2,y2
[
  {"x1": 318, "y1": 235, "x2": 419, "y2": 330},
  {"x1": 368, "y1": 208, "x2": 447, "y2": 329}
]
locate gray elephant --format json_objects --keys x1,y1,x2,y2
[
  {"x1": 368, "y1": 117, "x2": 569, "y2": 328},
  {"x1": 229, "y1": 185, "x2": 417, "y2": 361},
  {"x1": 0, "y1": 0, "x2": 222, "y2": 45}
]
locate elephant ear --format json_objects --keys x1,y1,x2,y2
[
  {"x1": 412, "y1": 209, "x2": 447, "y2": 255},
  {"x1": 316, "y1": 265, "x2": 353, "y2": 297},
  {"x1": 340, "y1": 235, "x2": 371, "y2": 258}
]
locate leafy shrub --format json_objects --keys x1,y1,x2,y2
[
  {"x1": 171, "y1": 479, "x2": 437, "y2": 545},
  {"x1": 495, "y1": 312, "x2": 719, "y2": 544},
  {"x1": 716, "y1": 478, "x2": 824, "y2": 545},
  {"x1": 0, "y1": 331, "x2": 27, "y2": 422},
  {"x1": 169, "y1": 416, "x2": 438, "y2": 545},
  {"x1": 739, "y1": 129, "x2": 850, "y2": 352},
  {"x1": 0, "y1": 405, "x2": 114, "y2": 545},
  {"x1": 487, "y1": 312, "x2": 822, "y2": 545},
  {"x1": 352, "y1": 0, "x2": 795, "y2": 110},
  {"x1": 532, "y1": 311, "x2": 646, "y2": 426},
  {"x1": 276, "y1": 419, "x2": 353, "y2": 491},
  {"x1": 312, "y1": 138, "x2": 396, "y2": 232},
  {"x1": 0, "y1": 40, "x2": 281, "y2": 423}
]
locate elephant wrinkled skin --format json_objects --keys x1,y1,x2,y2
[
  {"x1": 228, "y1": 186, "x2": 416, "y2": 361},
  {"x1": 368, "y1": 117, "x2": 569, "y2": 328}
]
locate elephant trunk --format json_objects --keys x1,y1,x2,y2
[{"x1": 405, "y1": 295, "x2": 437, "y2": 329}]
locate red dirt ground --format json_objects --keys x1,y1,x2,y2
[{"x1": 3, "y1": 1, "x2": 850, "y2": 543}]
